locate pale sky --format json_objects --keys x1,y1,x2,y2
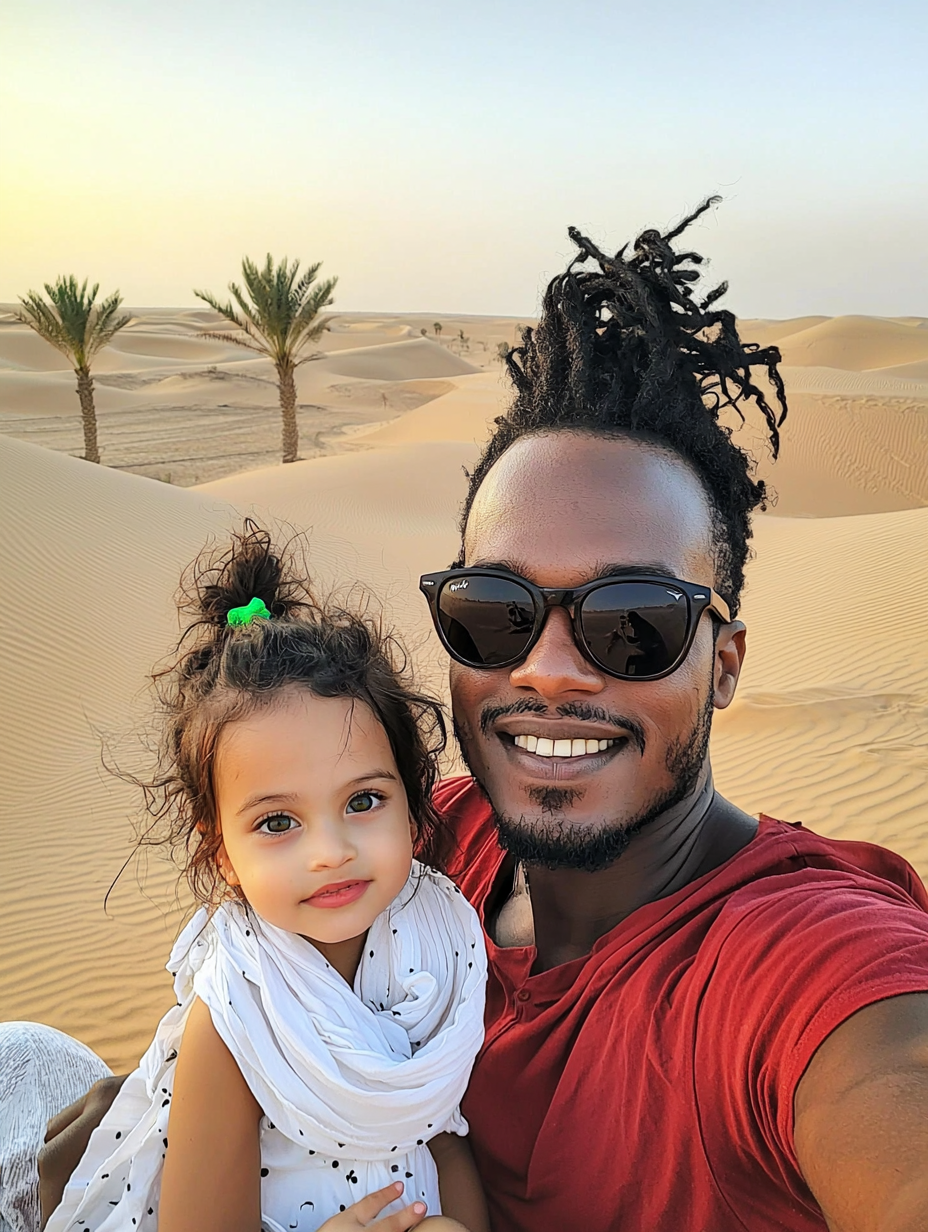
[{"x1": 1, "y1": 0, "x2": 926, "y2": 318}]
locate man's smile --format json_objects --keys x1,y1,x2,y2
[
  {"x1": 490, "y1": 714, "x2": 639, "y2": 779},
  {"x1": 512, "y1": 734, "x2": 619, "y2": 758}
]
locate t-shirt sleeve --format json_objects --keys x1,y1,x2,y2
[{"x1": 695, "y1": 870, "x2": 928, "y2": 1189}]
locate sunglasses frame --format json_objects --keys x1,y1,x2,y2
[{"x1": 419, "y1": 566, "x2": 733, "y2": 681}]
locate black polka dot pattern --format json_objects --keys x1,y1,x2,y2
[{"x1": 59, "y1": 866, "x2": 484, "y2": 1232}]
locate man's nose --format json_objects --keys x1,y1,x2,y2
[{"x1": 508, "y1": 607, "x2": 605, "y2": 698}]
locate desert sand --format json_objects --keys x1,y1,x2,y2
[{"x1": 1, "y1": 310, "x2": 927, "y2": 1070}]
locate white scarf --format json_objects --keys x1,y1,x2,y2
[{"x1": 47, "y1": 862, "x2": 487, "y2": 1232}]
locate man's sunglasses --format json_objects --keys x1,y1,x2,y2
[{"x1": 419, "y1": 567, "x2": 732, "y2": 682}]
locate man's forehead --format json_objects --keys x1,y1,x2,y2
[
  {"x1": 463, "y1": 433, "x2": 715, "y2": 578},
  {"x1": 466, "y1": 556, "x2": 687, "y2": 584}
]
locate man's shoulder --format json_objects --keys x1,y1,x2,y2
[
  {"x1": 692, "y1": 819, "x2": 928, "y2": 1138},
  {"x1": 610, "y1": 813, "x2": 928, "y2": 970},
  {"x1": 688, "y1": 817, "x2": 928, "y2": 1012},
  {"x1": 741, "y1": 815, "x2": 928, "y2": 913}
]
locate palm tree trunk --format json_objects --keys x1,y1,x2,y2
[
  {"x1": 277, "y1": 362, "x2": 298, "y2": 463},
  {"x1": 75, "y1": 367, "x2": 100, "y2": 464}
]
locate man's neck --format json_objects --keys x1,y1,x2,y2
[{"x1": 493, "y1": 767, "x2": 758, "y2": 974}]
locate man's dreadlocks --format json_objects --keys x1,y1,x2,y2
[{"x1": 460, "y1": 198, "x2": 788, "y2": 615}]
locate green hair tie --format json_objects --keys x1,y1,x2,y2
[{"x1": 226, "y1": 596, "x2": 272, "y2": 627}]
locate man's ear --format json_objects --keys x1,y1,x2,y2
[
  {"x1": 713, "y1": 620, "x2": 746, "y2": 710},
  {"x1": 216, "y1": 840, "x2": 241, "y2": 888}
]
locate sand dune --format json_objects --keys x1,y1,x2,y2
[
  {"x1": 771, "y1": 315, "x2": 928, "y2": 371},
  {"x1": 873, "y1": 358, "x2": 928, "y2": 381},
  {"x1": 199, "y1": 442, "x2": 477, "y2": 699},
  {"x1": 0, "y1": 438, "x2": 230, "y2": 1068},
  {"x1": 714, "y1": 506, "x2": 928, "y2": 871},
  {"x1": 0, "y1": 370, "x2": 142, "y2": 417},
  {"x1": 357, "y1": 372, "x2": 507, "y2": 446},
  {"x1": 1, "y1": 310, "x2": 927, "y2": 1070},
  {"x1": 0, "y1": 312, "x2": 504, "y2": 484},
  {"x1": 0, "y1": 325, "x2": 78, "y2": 372},
  {"x1": 320, "y1": 337, "x2": 480, "y2": 381},
  {"x1": 730, "y1": 390, "x2": 928, "y2": 516},
  {"x1": 354, "y1": 364, "x2": 928, "y2": 518},
  {"x1": 778, "y1": 365, "x2": 928, "y2": 398},
  {"x1": 106, "y1": 331, "x2": 249, "y2": 365}
]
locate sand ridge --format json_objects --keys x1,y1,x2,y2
[
  {"x1": 1, "y1": 310, "x2": 927, "y2": 1069},
  {"x1": 0, "y1": 309, "x2": 522, "y2": 484}
]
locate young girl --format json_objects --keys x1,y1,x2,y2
[{"x1": 44, "y1": 523, "x2": 489, "y2": 1232}]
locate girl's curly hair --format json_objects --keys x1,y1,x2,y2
[{"x1": 139, "y1": 520, "x2": 449, "y2": 904}]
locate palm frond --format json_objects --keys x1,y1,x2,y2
[
  {"x1": 193, "y1": 287, "x2": 246, "y2": 328},
  {"x1": 296, "y1": 277, "x2": 338, "y2": 325},
  {"x1": 227, "y1": 282, "x2": 273, "y2": 345},
  {"x1": 16, "y1": 276, "x2": 128, "y2": 368},
  {"x1": 16, "y1": 294, "x2": 72, "y2": 357},
  {"x1": 84, "y1": 290, "x2": 131, "y2": 360},
  {"x1": 196, "y1": 329, "x2": 267, "y2": 355},
  {"x1": 292, "y1": 262, "x2": 323, "y2": 305},
  {"x1": 291, "y1": 314, "x2": 336, "y2": 359},
  {"x1": 195, "y1": 254, "x2": 338, "y2": 369}
]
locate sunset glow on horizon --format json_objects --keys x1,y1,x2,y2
[{"x1": 1, "y1": 0, "x2": 926, "y2": 318}]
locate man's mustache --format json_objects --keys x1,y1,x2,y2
[{"x1": 478, "y1": 698, "x2": 646, "y2": 755}]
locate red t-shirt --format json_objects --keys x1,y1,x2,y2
[{"x1": 435, "y1": 776, "x2": 928, "y2": 1232}]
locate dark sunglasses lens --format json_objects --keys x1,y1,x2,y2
[
  {"x1": 580, "y1": 582, "x2": 690, "y2": 677},
  {"x1": 437, "y1": 575, "x2": 537, "y2": 666}
]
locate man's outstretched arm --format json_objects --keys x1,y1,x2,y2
[
  {"x1": 795, "y1": 992, "x2": 928, "y2": 1232},
  {"x1": 38, "y1": 1075, "x2": 127, "y2": 1226}
]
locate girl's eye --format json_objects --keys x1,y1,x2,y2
[
  {"x1": 258, "y1": 813, "x2": 298, "y2": 834},
  {"x1": 346, "y1": 791, "x2": 383, "y2": 815}
]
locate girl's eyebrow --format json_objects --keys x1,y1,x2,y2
[
  {"x1": 347, "y1": 770, "x2": 398, "y2": 787},
  {"x1": 237, "y1": 791, "x2": 301, "y2": 817},
  {"x1": 236, "y1": 772, "x2": 398, "y2": 816}
]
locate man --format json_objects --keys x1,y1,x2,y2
[{"x1": 38, "y1": 204, "x2": 928, "y2": 1231}]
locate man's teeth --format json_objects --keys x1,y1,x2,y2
[{"x1": 512, "y1": 735, "x2": 617, "y2": 758}]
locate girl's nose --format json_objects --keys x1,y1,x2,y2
[{"x1": 306, "y1": 819, "x2": 357, "y2": 871}]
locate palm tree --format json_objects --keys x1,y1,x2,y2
[
  {"x1": 195, "y1": 255, "x2": 337, "y2": 464},
  {"x1": 16, "y1": 277, "x2": 130, "y2": 464}
]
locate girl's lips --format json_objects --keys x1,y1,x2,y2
[{"x1": 304, "y1": 880, "x2": 371, "y2": 908}]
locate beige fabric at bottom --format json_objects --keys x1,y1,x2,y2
[{"x1": 0, "y1": 1022, "x2": 112, "y2": 1232}]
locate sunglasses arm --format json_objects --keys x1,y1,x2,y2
[{"x1": 705, "y1": 589, "x2": 733, "y2": 625}]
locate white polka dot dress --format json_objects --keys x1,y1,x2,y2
[{"x1": 45, "y1": 863, "x2": 487, "y2": 1232}]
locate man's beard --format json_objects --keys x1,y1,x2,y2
[{"x1": 456, "y1": 690, "x2": 714, "y2": 874}]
